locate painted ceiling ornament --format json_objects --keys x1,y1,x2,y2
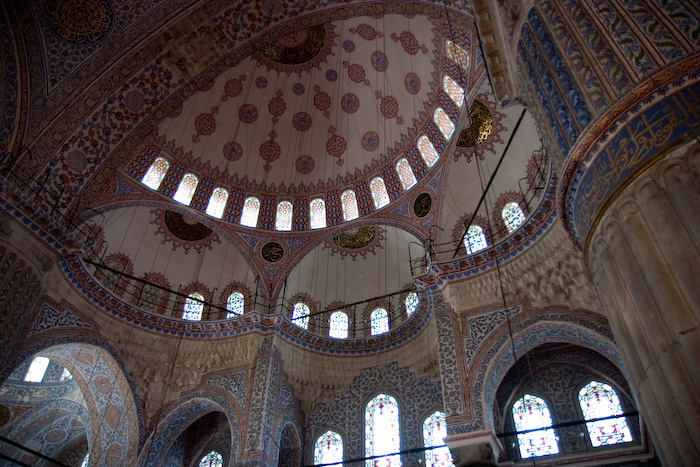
[
  {"x1": 413, "y1": 193, "x2": 432, "y2": 218},
  {"x1": 390, "y1": 31, "x2": 428, "y2": 55},
  {"x1": 152, "y1": 209, "x2": 221, "y2": 254},
  {"x1": 326, "y1": 126, "x2": 346, "y2": 166},
  {"x1": 44, "y1": 0, "x2": 114, "y2": 44},
  {"x1": 260, "y1": 130, "x2": 281, "y2": 172},
  {"x1": 349, "y1": 24, "x2": 384, "y2": 41},
  {"x1": 455, "y1": 94, "x2": 505, "y2": 162},
  {"x1": 261, "y1": 242, "x2": 284, "y2": 263},
  {"x1": 313, "y1": 85, "x2": 331, "y2": 118},
  {"x1": 256, "y1": 23, "x2": 337, "y2": 75},
  {"x1": 323, "y1": 226, "x2": 386, "y2": 260},
  {"x1": 375, "y1": 91, "x2": 403, "y2": 124},
  {"x1": 343, "y1": 61, "x2": 370, "y2": 86},
  {"x1": 221, "y1": 74, "x2": 247, "y2": 101},
  {"x1": 192, "y1": 105, "x2": 219, "y2": 143},
  {"x1": 268, "y1": 90, "x2": 287, "y2": 123}
]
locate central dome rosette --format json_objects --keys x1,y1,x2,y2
[{"x1": 155, "y1": 13, "x2": 446, "y2": 204}]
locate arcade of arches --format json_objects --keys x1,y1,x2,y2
[{"x1": 1, "y1": 1, "x2": 699, "y2": 466}]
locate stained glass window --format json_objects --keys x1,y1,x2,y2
[
  {"x1": 329, "y1": 311, "x2": 348, "y2": 339},
  {"x1": 445, "y1": 40, "x2": 469, "y2": 70},
  {"x1": 578, "y1": 381, "x2": 633, "y2": 447},
  {"x1": 370, "y1": 308, "x2": 389, "y2": 335},
  {"x1": 443, "y1": 76, "x2": 465, "y2": 108},
  {"x1": 80, "y1": 453, "x2": 89, "y2": 467},
  {"x1": 292, "y1": 302, "x2": 310, "y2": 329},
  {"x1": 405, "y1": 292, "x2": 418, "y2": 316},
  {"x1": 226, "y1": 292, "x2": 244, "y2": 318},
  {"x1": 370, "y1": 177, "x2": 390, "y2": 209},
  {"x1": 464, "y1": 226, "x2": 487, "y2": 254},
  {"x1": 341, "y1": 190, "x2": 359, "y2": 222},
  {"x1": 24, "y1": 357, "x2": 50, "y2": 382},
  {"x1": 502, "y1": 202, "x2": 526, "y2": 232},
  {"x1": 365, "y1": 394, "x2": 401, "y2": 467},
  {"x1": 310, "y1": 198, "x2": 327, "y2": 229},
  {"x1": 418, "y1": 136, "x2": 439, "y2": 168},
  {"x1": 396, "y1": 159, "x2": 417, "y2": 190},
  {"x1": 434, "y1": 108, "x2": 455, "y2": 140},
  {"x1": 183, "y1": 292, "x2": 204, "y2": 321},
  {"x1": 512, "y1": 394, "x2": 559, "y2": 458},
  {"x1": 60, "y1": 368, "x2": 73, "y2": 381},
  {"x1": 423, "y1": 411, "x2": 453, "y2": 467},
  {"x1": 206, "y1": 187, "x2": 229, "y2": 218},
  {"x1": 173, "y1": 173, "x2": 199, "y2": 205},
  {"x1": 240, "y1": 196, "x2": 261, "y2": 228},
  {"x1": 314, "y1": 430, "x2": 344, "y2": 466},
  {"x1": 142, "y1": 157, "x2": 169, "y2": 190},
  {"x1": 276, "y1": 201, "x2": 293, "y2": 231},
  {"x1": 199, "y1": 451, "x2": 223, "y2": 467}
]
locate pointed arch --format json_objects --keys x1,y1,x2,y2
[
  {"x1": 365, "y1": 393, "x2": 401, "y2": 467},
  {"x1": 512, "y1": 394, "x2": 559, "y2": 458},
  {"x1": 578, "y1": 380, "x2": 633, "y2": 447}
]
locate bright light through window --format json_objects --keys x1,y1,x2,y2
[
  {"x1": 173, "y1": 173, "x2": 199, "y2": 205},
  {"x1": 24, "y1": 357, "x2": 50, "y2": 383},
  {"x1": 314, "y1": 431, "x2": 343, "y2": 466},
  {"x1": 206, "y1": 188, "x2": 229, "y2": 218},
  {"x1": 579, "y1": 381, "x2": 633, "y2": 447},
  {"x1": 141, "y1": 157, "x2": 169, "y2": 190},
  {"x1": 423, "y1": 411, "x2": 453, "y2": 467},
  {"x1": 183, "y1": 293, "x2": 204, "y2": 321},
  {"x1": 512, "y1": 394, "x2": 559, "y2": 458},
  {"x1": 365, "y1": 394, "x2": 401, "y2": 467}
]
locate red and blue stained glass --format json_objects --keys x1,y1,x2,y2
[
  {"x1": 310, "y1": 198, "x2": 327, "y2": 229},
  {"x1": 226, "y1": 292, "x2": 244, "y2": 318},
  {"x1": 183, "y1": 293, "x2": 204, "y2": 321},
  {"x1": 512, "y1": 394, "x2": 559, "y2": 458},
  {"x1": 142, "y1": 157, "x2": 169, "y2": 190},
  {"x1": 422, "y1": 411, "x2": 453, "y2": 467},
  {"x1": 365, "y1": 393, "x2": 401, "y2": 467},
  {"x1": 314, "y1": 430, "x2": 343, "y2": 466},
  {"x1": 199, "y1": 451, "x2": 223, "y2": 467},
  {"x1": 293, "y1": 302, "x2": 310, "y2": 329},
  {"x1": 502, "y1": 202, "x2": 525, "y2": 232},
  {"x1": 464, "y1": 225, "x2": 487, "y2": 254},
  {"x1": 578, "y1": 381, "x2": 633, "y2": 447}
]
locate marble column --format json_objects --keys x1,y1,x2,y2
[{"x1": 588, "y1": 145, "x2": 700, "y2": 466}]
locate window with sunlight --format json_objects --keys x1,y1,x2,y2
[
  {"x1": 434, "y1": 108, "x2": 455, "y2": 140},
  {"x1": 578, "y1": 381, "x2": 633, "y2": 447},
  {"x1": 310, "y1": 198, "x2": 327, "y2": 229},
  {"x1": 341, "y1": 190, "x2": 359, "y2": 222},
  {"x1": 314, "y1": 430, "x2": 343, "y2": 466},
  {"x1": 80, "y1": 453, "x2": 89, "y2": 467},
  {"x1": 396, "y1": 159, "x2": 417, "y2": 190},
  {"x1": 199, "y1": 451, "x2": 223, "y2": 467},
  {"x1": 405, "y1": 292, "x2": 418, "y2": 316},
  {"x1": 443, "y1": 75, "x2": 465, "y2": 108},
  {"x1": 502, "y1": 202, "x2": 525, "y2": 233},
  {"x1": 423, "y1": 411, "x2": 453, "y2": 467},
  {"x1": 292, "y1": 302, "x2": 310, "y2": 329},
  {"x1": 240, "y1": 196, "x2": 261, "y2": 228},
  {"x1": 329, "y1": 311, "x2": 348, "y2": 339},
  {"x1": 183, "y1": 292, "x2": 204, "y2": 321},
  {"x1": 512, "y1": 394, "x2": 559, "y2": 458},
  {"x1": 417, "y1": 136, "x2": 439, "y2": 168},
  {"x1": 276, "y1": 201, "x2": 293, "y2": 231},
  {"x1": 206, "y1": 187, "x2": 229, "y2": 218},
  {"x1": 24, "y1": 357, "x2": 50, "y2": 383},
  {"x1": 366, "y1": 394, "x2": 401, "y2": 467},
  {"x1": 464, "y1": 225, "x2": 487, "y2": 254},
  {"x1": 370, "y1": 308, "x2": 389, "y2": 335},
  {"x1": 370, "y1": 177, "x2": 390, "y2": 209},
  {"x1": 445, "y1": 40, "x2": 469, "y2": 70},
  {"x1": 173, "y1": 173, "x2": 199, "y2": 205},
  {"x1": 226, "y1": 292, "x2": 244, "y2": 318},
  {"x1": 141, "y1": 157, "x2": 169, "y2": 190}
]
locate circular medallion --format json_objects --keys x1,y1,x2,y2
[
  {"x1": 404, "y1": 72, "x2": 421, "y2": 95},
  {"x1": 0, "y1": 405, "x2": 10, "y2": 427},
  {"x1": 371, "y1": 51, "x2": 389, "y2": 72},
  {"x1": 340, "y1": 93, "x2": 360, "y2": 114},
  {"x1": 296, "y1": 155, "x2": 315, "y2": 174},
  {"x1": 325, "y1": 69, "x2": 338, "y2": 82},
  {"x1": 223, "y1": 141, "x2": 243, "y2": 161},
  {"x1": 292, "y1": 83, "x2": 305, "y2": 95},
  {"x1": 414, "y1": 193, "x2": 432, "y2": 218},
  {"x1": 255, "y1": 76, "x2": 268, "y2": 88},
  {"x1": 292, "y1": 112, "x2": 313, "y2": 132},
  {"x1": 361, "y1": 131, "x2": 379, "y2": 151},
  {"x1": 343, "y1": 40, "x2": 356, "y2": 52},
  {"x1": 44, "y1": 0, "x2": 114, "y2": 44},
  {"x1": 238, "y1": 104, "x2": 258, "y2": 124},
  {"x1": 261, "y1": 242, "x2": 284, "y2": 263}
]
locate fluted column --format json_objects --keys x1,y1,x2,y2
[{"x1": 588, "y1": 145, "x2": 700, "y2": 466}]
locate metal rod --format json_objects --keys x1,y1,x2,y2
[
  {"x1": 306, "y1": 443, "x2": 449, "y2": 467},
  {"x1": 0, "y1": 435, "x2": 69, "y2": 467},
  {"x1": 497, "y1": 411, "x2": 639, "y2": 438}
]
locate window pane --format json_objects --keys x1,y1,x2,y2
[
  {"x1": 512, "y1": 394, "x2": 559, "y2": 458},
  {"x1": 341, "y1": 190, "x2": 359, "y2": 222},
  {"x1": 206, "y1": 188, "x2": 229, "y2": 218},
  {"x1": 464, "y1": 225, "x2": 487, "y2": 254},
  {"x1": 443, "y1": 75, "x2": 465, "y2": 108},
  {"x1": 329, "y1": 311, "x2": 348, "y2": 339},
  {"x1": 226, "y1": 292, "x2": 244, "y2": 318},
  {"x1": 445, "y1": 40, "x2": 469, "y2": 70},
  {"x1": 370, "y1": 308, "x2": 389, "y2": 335},
  {"x1": 405, "y1": 292, "x2": 418, "y2": 316},
  {"x1": 24, "y1": 357, "x2": 50, "y2": 382},
  {"x1": 396, "y1": 159, "x2": 417, "y2": 190},
  {"x1": 199, "y1": 451, "x2": 223, "y2": 467},
  {"x1": 579, "y1": 381, "x2": 633, "y2": 447},
  {"x1": 434, "y1": 108, "x2": 455, "y2": 140},
  {"x1": 276, "y1": 201, "x2": 293, "y2": 231},
  {"x1": 502, "y1": 202, "x2": 526, "y2": 232},
  {"x1": 80, "y1": 454, "x2": 90, "y2": 467},
  {"x1": 60, "y1": 368, "x2": 73, "y2": 381},
  {"x1": 310, "y1": 198, "x2": 327, "y2": 229},
  {"x1": 365, "y1": 394, "x2": 401, "y2": 467},
  {"x1": 370, "y1": 177, "x2": 390, "y2": 209},
  {"x1": 183, "y1": 292, "x2": 204, "y2": 321},
  {"x1": 423, "y1": 411, "x2": 453, "y2": 467},
  {"x1": 240, "y1": 197, "x2": 261, "y2": 227},
  {"x1": 142, "y1": 157, "x2": 169, "y2": 190},
  {"x1": 314, "y1": 431, "x2": 344, "y2": 466},
  {"x1": 173, "y1": 173, "x2": 199, "y2": 205},
  {"x1": 418, "y1": 136, "x2": 439, "y2": 168},
  {"x1": 292, "y1": 302, "x2": 310, "y2": 329}
]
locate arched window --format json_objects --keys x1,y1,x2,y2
[
  {"x1": 464, "y1": 225, "x2": 487, "y2": 254},
  {"x1": 314, "y1": 430, "x2": 343, "y2": 466},
  {"x1": 310, "y1": 198, "x2": 327, "y2": 229},
  {"x1": 423, "y1": 411, "x2": 453, "y2": 467},
  {"x1": 445, "y1": 40, "x2": 469, "y2": 70},
  {"x1": 405, "y1": 292, "x2": 418, "y2": 316},
  {"x1": 512, "y1": 394, "x2": 559, "y2": 458},
  {"x1": 226, "y1": 292, "x2": 244, "y2": 318},
  {"x1": 24, "y1": 356, "x2": 50, "y2": 382},
  {"x1": 276, "y1": 201, "x2": 293, "y2": 231},
  {"x1": 199, "y1": 451, "x2": 223, "y2": 467},
  {"x1": 396, "y1": 159, "x2": 417, "y2": 190},
  {"x1": 292, "y1": 302, "x2": 310, "y2": 329},
  {"x1": 370, "y1": 177, "x2": 390, "y2": 209},
  {"x1": 418, "y1": 136, "x2": 439, "y2": 168},
  {"x1": 443, "y1": 76, "x2": 465, "y2": 108},
  {"x1": 434, "y1": 108, "x2": 455, "y2": 140},
  {"x1": 142, "y1": 157, "x2": 169, "y2": 190},
  {"x1": 341, "y1": 190, "x2": 359, "y2": 222},
  {"x1": 370, "y1": 308, "x2": 389, "y2": 335},
  {"x1": 329, "y1": 311, "x2": 348, "y2": 339},
  {"x1": 60, "y1": 368, "x2": 73, "y2": 381},
  {"x1": 80, "y1": 453, "x2": 89, "y2": 467},
  {"x1": 578, "y1": 381, "x2": 633, "y2": 447},
  {"x1": 206, "y1": 187, "x2": 229, "y2": 218},
  {"x1": 183, "y1": 292, "x2": 204, "y2": 321},
  {"x1": 502, "y1": 202, "x2": 526, "y2": 232},
  {"x1": 173, "y1": 173, "x2": 199, "y2": 205},
  {"x1": 240, "y1": 196, "x2": 261, "y2": 228},
  {"x1": 365, "y1": 394, "x2": 401, "y2": 467}
]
